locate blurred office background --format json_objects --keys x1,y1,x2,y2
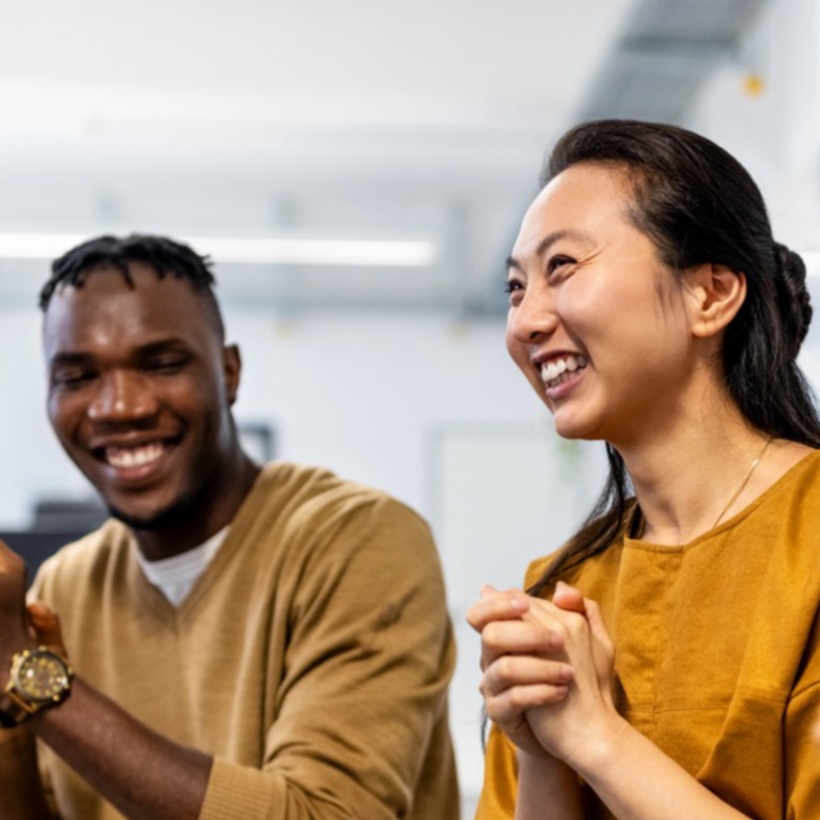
[{"x1": 1, "y1": 0, "x2": 819, "y2": 811}]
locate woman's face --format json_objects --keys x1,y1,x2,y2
[{"x1": 506, "y1": 163, "x2": 701, "y2": 446}]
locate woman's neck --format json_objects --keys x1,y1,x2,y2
[{"x1": 618, "y1": 399, "x2": 809, "y2": 546}]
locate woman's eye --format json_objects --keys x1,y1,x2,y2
[
  {"x1": 504, "y1": 280, "x2": 525, "y2": 303},
  {"x1": 504, "y1": 280, "x2": 522, "y2": 295},
  {"x1": 547, "y1": 255, "x2": 574, "y2": 274}
]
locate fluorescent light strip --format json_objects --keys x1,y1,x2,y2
[{"x1": 0, "y1": 233, "x2": 437, "y2": 267}]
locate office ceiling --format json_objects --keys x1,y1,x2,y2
[{"x1": 0, "y1": 0, "x2": 772, "y2": 315}]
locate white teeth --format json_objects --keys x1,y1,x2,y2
[
  {"x1": 106, "y1": 443, "x2": 165, "y2": 469},
  {"x1": 540, "y1": 354, "x2": 587, "y2": 387},
  {"x1": 544, "y1": 361, "x2": 560, "y2": 381}
]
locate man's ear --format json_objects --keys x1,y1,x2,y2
[
  {"x1": 688, "y1": 264, "x2": 747, "y2": 339},
  {"x1": 223, "y1": 344, "x2": 241, "y2": 405}
]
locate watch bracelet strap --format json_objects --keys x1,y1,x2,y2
[
  {"x1": 0, "y1": 704, "x2": 17, "y2": 728},
  {"x1": 0, "y1": 689, "x2": 38, "y2": 727}
]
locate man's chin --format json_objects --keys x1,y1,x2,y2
[{"x1": 105, "y1": 500, "x2": 188, "y2": 532}]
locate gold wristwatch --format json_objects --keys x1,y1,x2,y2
[{"x1": 0, "y1": 647, "x2": 73, "y2": 728}]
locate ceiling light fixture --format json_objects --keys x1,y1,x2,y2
[{"x1": 0, "y1": 233, "x2": 437, "y2": 267}]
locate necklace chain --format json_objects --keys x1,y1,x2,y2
[{"x1": 711, "y1": 437, "x2": 774, "y2": 529}]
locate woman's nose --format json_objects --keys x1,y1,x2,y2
[{"x1": 508, "y1": 287, "x2": 559, "y2": 344}]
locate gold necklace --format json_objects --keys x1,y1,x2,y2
[{"x1": 711, "y1": 437, "x2": 774, "y2": 529}]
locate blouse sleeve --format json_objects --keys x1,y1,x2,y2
[
  {"x1": 785, "y1": 609, "x2": 820, "y2": 820},
  {"x1": 475, "y1": 723, "x2": 518, "y2": 820}
]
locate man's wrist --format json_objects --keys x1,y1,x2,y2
[
  {"x1": 0, "y1": 643, "x2": 29, "y2": 728},
  {"x1": 0, "y1": 645, "x2": 73, "y2": 729},
  {"x1": 0, "y1": 640, "x2": 34, "y2": 695}
]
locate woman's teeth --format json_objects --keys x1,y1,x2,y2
[{"x1": 541, "y1": 354, "x2": 588, "y2": 388}]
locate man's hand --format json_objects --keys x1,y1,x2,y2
[
  {"x1": 0, "y1": 541, "x2": 36, "y2": 675},
  {"x1": 27, "y1": 602, "x2": 68, "y2": 658}
]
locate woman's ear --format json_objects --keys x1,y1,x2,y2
[{"x1": 687, "y1": 264, "x2": 747, "y2": 339}]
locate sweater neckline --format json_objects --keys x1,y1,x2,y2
[{"x1": 129, "y1": 462, "x2": 283, "y2": 621}]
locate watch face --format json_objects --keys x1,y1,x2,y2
[{"x1": 12, "y1": 650, "x2": 71, "y2": 703}]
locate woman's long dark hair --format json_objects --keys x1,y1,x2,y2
[{"x1": 528, "y1": 119, "x2": 820, "y2": 596}]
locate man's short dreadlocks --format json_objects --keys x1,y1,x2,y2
[{"x1": 39, "y1": 234, "x2": 226, "y2": 341}]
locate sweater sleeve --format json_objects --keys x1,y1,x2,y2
[{"x1": 198, "y1": 496, "x2": 458, "y2": 820}]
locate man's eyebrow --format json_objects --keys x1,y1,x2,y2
[
  {"x1": 134, "y1": 339, "x2": 191, "y2": 357},
  {"x1": 506, "y1": 229, "x2": 593, "y2": 272},
  {"x1": 48, "y1": 351, "x2": 94, "y2": 368},
  {"x1": 48, "y1": 338, "x2": 190, "y2": 366}
]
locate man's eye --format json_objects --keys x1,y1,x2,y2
[
  {"x1": 52, "y1": 370, "x2": 95, "y2": 389},
  {"x1": 146, "y1": 357, "x2": 188, "y2": 373}
]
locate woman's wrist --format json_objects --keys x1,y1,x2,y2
[
  {"x1": 516, "y1": 748, "x2": 585, "y2": 819},
  {"x1": 561, "y1": 710, "x2": 632, "y2": 779},
  {"x1": 517, "y1": 746, "x2": 562, "y2": 771}
]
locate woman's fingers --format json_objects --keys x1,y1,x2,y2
[
  {"x1": 484, "y1": 683, "x2": 570, "y2": 724},
  {"x1": 582, "y1": 597, "x2": 613, "y2": 655},
  {"x1": 478, "y1": 617, "x2": 567, "y2": 671},
  {"x1": 481, "y1": 656, "x2": 572, "y2": 727},
  {"x1": 481, "y1": 653, "x2": 574, "y2": 697},
  {"x1": 466, "y1": 586, "x2": 530, "y2": 632},
  {"x1": 552, "y1": 580, "x2": 586, "y2": 613}
]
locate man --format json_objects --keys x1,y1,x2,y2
[{"x1": 0, "y1": 234, "x2": 459, "y2": 819}]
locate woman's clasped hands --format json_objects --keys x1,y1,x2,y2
[{"x1": 467, "y1": 581, "x2": 619, "y2": 770}]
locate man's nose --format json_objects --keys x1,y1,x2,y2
[{"x1": 87, "y1": 371, "x2": 157, "y2": 422}]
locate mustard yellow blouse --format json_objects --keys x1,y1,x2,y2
[{"x1": 477, "y1": 450, "x2": 820, "y2": 819}]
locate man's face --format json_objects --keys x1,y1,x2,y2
[{"x1": 42, "y1": 264, "x2": 240, "y2": 530}]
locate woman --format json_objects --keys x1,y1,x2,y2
[{"x1": 467, "y1": 119, "x2": 820, "y2": 819}]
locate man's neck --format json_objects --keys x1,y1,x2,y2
[{"x1": 133, "y1": 453, "x2": 262, "y2": 561}]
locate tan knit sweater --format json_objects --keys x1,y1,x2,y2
[{"x1": 25, "y1": 462, "x2": 459, "y2": 819}]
